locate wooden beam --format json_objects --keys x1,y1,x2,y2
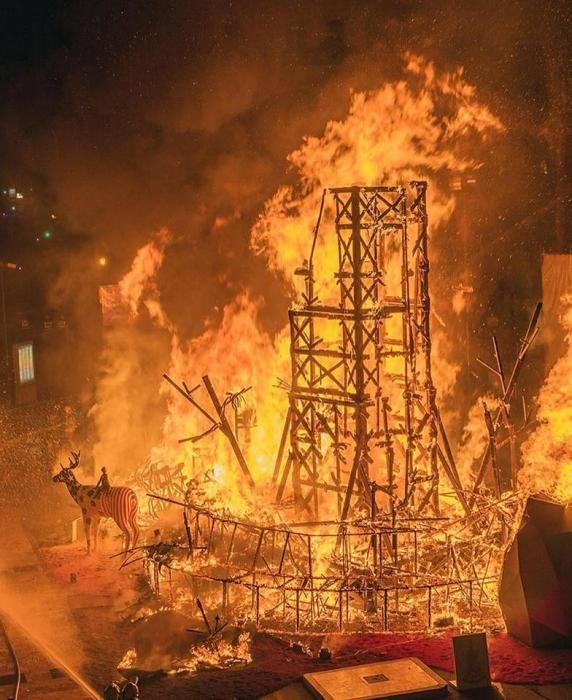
[
  {"x1": 202, "y1": 374, "x2": 255, "y2": 488},
  {"x1": 162, "y1": 373, "x2": 218, "y2": 426},
  {"x1": 272, "y1": 408, "x2": 292, "y2": 485}
]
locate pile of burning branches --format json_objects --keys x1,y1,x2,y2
[
  {"x1": 130, "y1": 458, "x2": 187, "y2": 518},
  {"x1": 119, "y1": 487, "x2": 516, "y2": 634}
]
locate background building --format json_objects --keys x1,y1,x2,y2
[{"x1": 0, "y1": 184, "x2": 103, "y2": 407}]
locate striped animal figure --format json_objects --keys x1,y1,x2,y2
[{"x1": 53, "y1": 451, "x2": 139, "y2": 554}]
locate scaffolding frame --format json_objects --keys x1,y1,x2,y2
[{"x1": 276, "y1": 183, "x2": 467, "y2": 520}]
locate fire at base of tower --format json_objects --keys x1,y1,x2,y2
[{"x1": 130, "y1": 183, "x2": 541, "y2": 634}]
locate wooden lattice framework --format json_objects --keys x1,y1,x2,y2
[
  {"x1": 137, "y1": 495, "x2": 502, "y2": 634},
  {"x1": 275, "y1": 183, "x2": 469, "y2": 519}
]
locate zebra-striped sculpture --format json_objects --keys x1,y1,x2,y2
[{"x1": 53, "y1": 451, "x2": 139, "y2": 554}]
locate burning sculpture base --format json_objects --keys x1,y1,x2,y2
[{"x1": 134, "y1": 495, "x2": 510, "y2": 634}]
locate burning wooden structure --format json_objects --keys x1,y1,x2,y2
[
  {"x1": 129, "y1": 183, "x2": 543, "y2": 633},
  {"x1": 275, "y1": 183, "x2": 466, "y2": 519}
]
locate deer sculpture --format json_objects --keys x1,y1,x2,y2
[{"x1": 52, "y1": 451, "x2": 139, "y2": 554}]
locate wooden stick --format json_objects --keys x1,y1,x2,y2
[
  {"x1": 196, "y1": 598, "x2": 212, "y2": 635},
  {"x1": 469, "y1": 302, "x2": 542, "y2": 505},
  {"x1": 275, "y1": 453, "x2": 292, "y2": 503},
  {"x1": 183, "y1": 509, "x2": 193, "y2": 558},
  {"x1": 202, "y1": 374, "x2": 255, "y2": 488},
  {"x1": 163, "y1": 373, "x2": 218, "y2": 426},
  {"x1": 482, "y1": 401, "x2": 501, "y2": 498},
  {"x1": 272, "y1": 408, "x2": 291, "y2": 485},
  {"x1": 338, "y1": 432, "x2": 366, "y2": 534}
]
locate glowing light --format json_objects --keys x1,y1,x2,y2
[
  {"x1": 43, "y1": 230, "x2": 51, "y2": 239},
  {"x1": 211, "y1": 463, "x2": 224, "y2": 483},
  {"x1": 103, "y1": 55, "x2": 507, "y2": 526},
  {"x1": 98, "y1": 256, "x2": 108, "y2": 267}
]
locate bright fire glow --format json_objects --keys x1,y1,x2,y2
[
  {"x1": 100, "y1": 54, "x2": 572, "y2": 639},
  {"x1": 104, "y1": 54, "x2": 508, "y2": 522},
  {"x1": 521, "y1": 295, "x2": 572, "y2": 501}
]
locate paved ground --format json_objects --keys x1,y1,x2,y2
[
  {"x1": 260, "y1": 669, "x2": 572, "y2": 700},
  {"x1": 261, "y1": 669, "x2": 572, "y2": 700},
  {"x1": 0, "y1": 616, "x2": 98, "y2": 700},
  {"x1": 0, "y1": 509, "x2": 100, "y2": 699}
]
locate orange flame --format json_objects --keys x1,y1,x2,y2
[
  {"x1": 521, "y1": 295, "x2": 572, "y2": 501},
  {"x1": 119, "y1": 228, "x2": 173, "y2": 325},
  {"x1": 106, "y1": 54, "x2": 506, "y2": 516}
]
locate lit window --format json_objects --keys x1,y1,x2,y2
[{"x1": 17, "y1": 343, "x2": 34, "y2": 383}]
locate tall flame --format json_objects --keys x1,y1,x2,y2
[
  {"x1": 252, "y1": 53, "x2": 503, "y2": 289},
  {"x1": 521, "y1": 295, "x2": 572, "y2": 501},
  {"x1": 98, "y1": 54, "x2": 506, "y2": 512}
]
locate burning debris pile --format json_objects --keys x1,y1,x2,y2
[
  {"x1": 119, "y1": 183, "x2": 548, "y2": 635},
  {"x1": 119, "y1": 624, "x2": 252, "y2": 677}
]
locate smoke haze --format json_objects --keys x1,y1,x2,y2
[{"x1": 1, "y1": 0, "x2": 571, "y2": 473}]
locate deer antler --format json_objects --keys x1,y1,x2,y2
[{"x1": 68, "y1": 450, "x2": 81, "y2": 469}]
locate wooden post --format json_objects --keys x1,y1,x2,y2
[
  {"x1": 183, "y1": 509, "x2": 193, "y2": 559},
  {"x1": 252, "y1": 529, "x2": 265, "y2": 573},
  {"x1": 275, "y1": 453, "x2": 293, "y2": 503},
  {"x1": 307, "y1": 535, "x2": 314, "y2": 624},
  {"x1": 206, "y1": 517, "x2": 216, "y2": 557},
  {"x1": 482, "y1": 401, "x2": 501, "y2": 497},
  {"x1": 226, "y1": 523, "x2": 238, "y2": 564},
  {"x1": 381, "y1": 397, "x2": 396, "y2": 521},
  {"x1": 278, "y1": 531, "x2": 290, "y2": 575},
  {"x1": 272, "y1": 408, "x2": 291, "y2": 485},
  {"x1": 338, "y1": 430, "x2": 367, "y2": 540},
  {"x1": 469, "y1": 580, "x2": 473, "y2": 630},
  {"x1": 222, "y1": 580, "x2": 228, "y2": 617},
  {"x1": 255, "y1": 586, "x2": 260, "y2": 626},
  {"x1": 371, "y1": 482, "x2": 378, "y2": 572},
  {"x1": 295, "y1": 589, "x2": 300, "y2": 632}
]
